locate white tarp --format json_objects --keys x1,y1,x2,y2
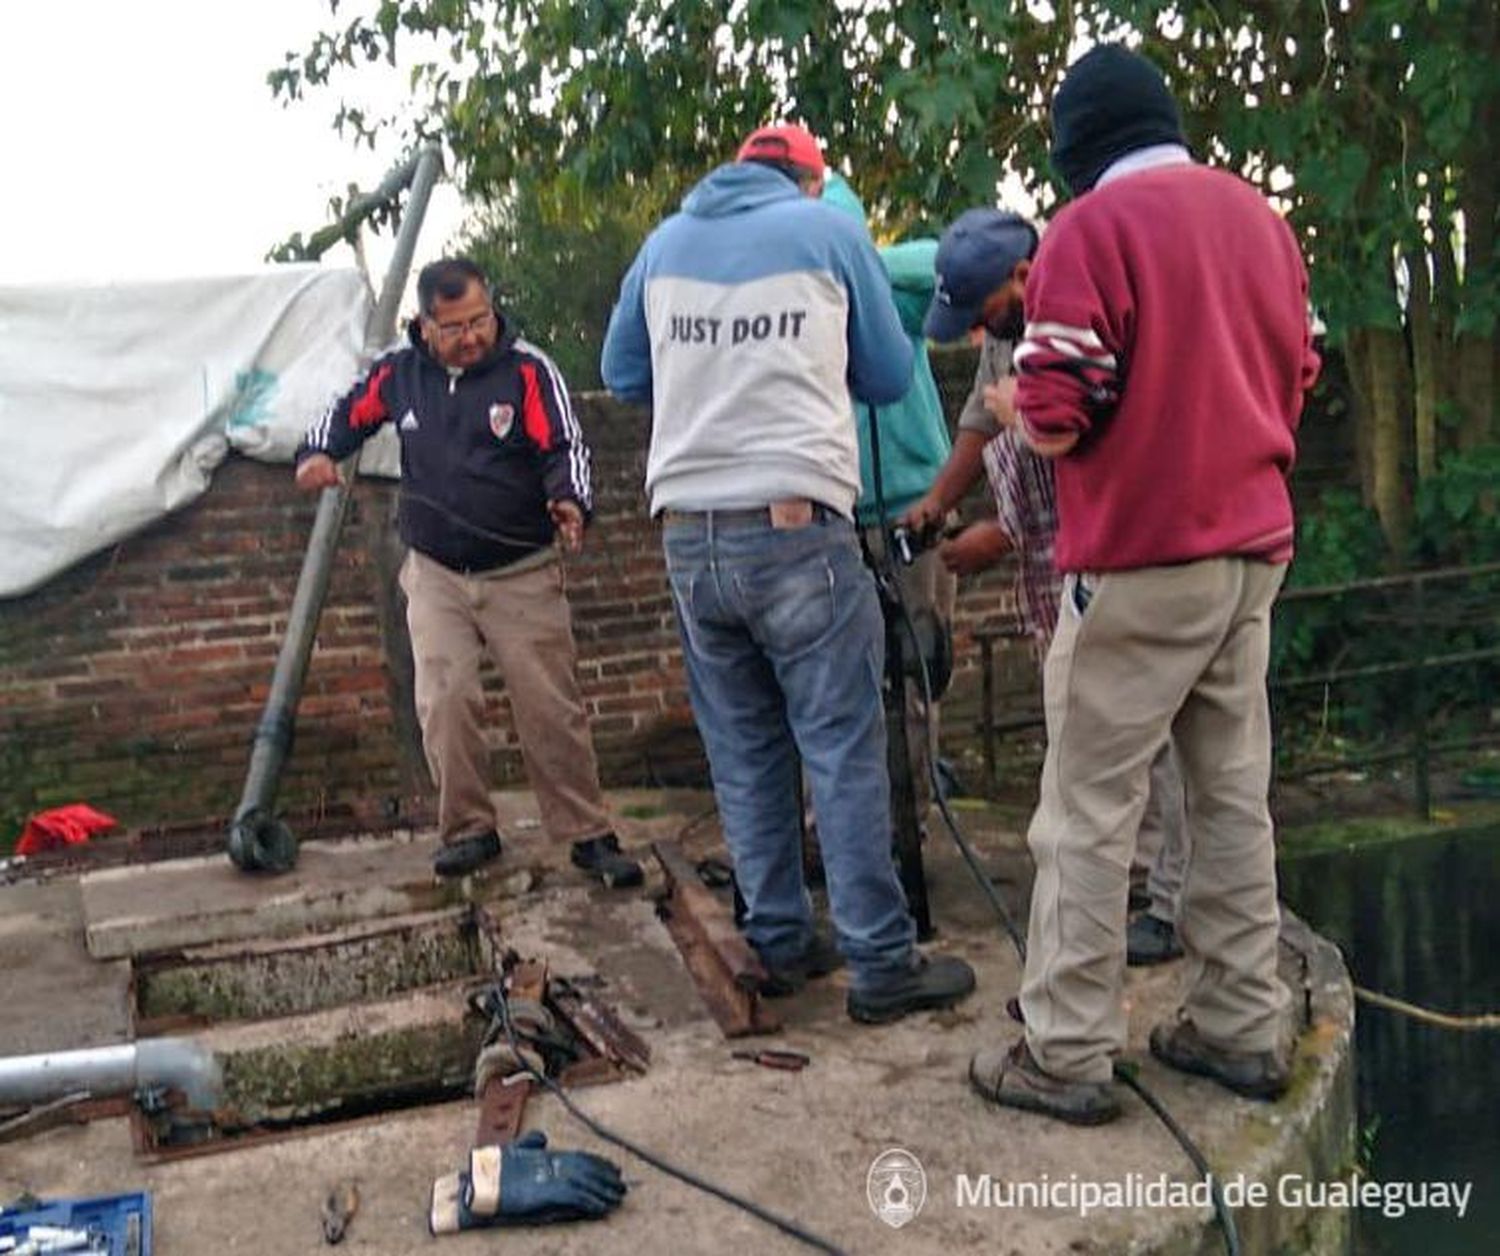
[{"x1": 0, "y1": 266, "x2": 401, "y2": 598}]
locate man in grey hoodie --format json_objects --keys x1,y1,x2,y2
[{"x1": 602, "y1": 124, "x2": 976, "y2": 1024}]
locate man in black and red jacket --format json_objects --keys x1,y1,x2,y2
[{"x1": 296, "y1": 256, "x2": 640, "y2": 885}]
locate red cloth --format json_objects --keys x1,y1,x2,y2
[{"x1": 14, "y1": 804, "x2": 118, "y2": 856}]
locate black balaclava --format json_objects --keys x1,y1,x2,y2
[{"x1": 1050, "y1": 44, "x2": 1186, "y2": 197}]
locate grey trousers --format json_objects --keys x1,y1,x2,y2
[{"x1": 1133, "y1": 743, "x2": 1189, "y2": 923}]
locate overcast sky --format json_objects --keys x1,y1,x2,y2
[{"x1": 0, "y1": 0, "x2": 463, "y2": 289}]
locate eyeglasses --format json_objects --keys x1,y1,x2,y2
[{"x1": 430, "y1": 311, "x2": 496, "y2": 342}]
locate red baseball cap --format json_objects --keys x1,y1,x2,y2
[{"x1": 736, "y1": 123, "x2": 825, "y2": 177}]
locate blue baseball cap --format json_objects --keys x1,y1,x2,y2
[{"x1": 923, "y1": 209, "x2": 1038, "y2": 343}]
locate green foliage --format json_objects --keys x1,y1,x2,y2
[
  {"x1": 459, "y1": 171, "x2": 679, "y2": 387},
  {"x1": 271, "y1": 2, "x2": 1499, "y2": 334},
  {"x1": 274, "y1": 1, "x2": 1500, "y2": 547},
  {"x1": 1289, "y1": 491, "x2": 1390, "y2": 594},
  {"x1": 1272, "y1": 489, "x2": 1387, "y2": 694},
  {"x1": 1273, "y1": 468, "x2": 1500, "y2": 752},
  {"x1": 269, "y1": 0, "x2": 1070, "y2": 230},
  {"x1": 1408, "y1": 446, "x2": 1500, "y2": 567}
]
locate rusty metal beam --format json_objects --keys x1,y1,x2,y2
[
  {"x1": 549, "y1": 979, "x2": 650, "y2": 1075},
  {"x1": 652, "y1": 840, "x2": 779, "y2": 1038}
]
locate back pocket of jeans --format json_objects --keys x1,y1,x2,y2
[{"x1": 740, "y1": 557, "x2": 836, "y2": 655}]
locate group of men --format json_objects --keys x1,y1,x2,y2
[{"x1": 297, "y1": 42, "x2": 1319, "y2": 1125}]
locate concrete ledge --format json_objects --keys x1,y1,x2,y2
[
  {"x1": 81, "y1": 834, "x2": 480, "y2": 960},
  {"x1": 1146, "y1": 911, "x2": 1357, "y2": 1254},
  {"x1": 197, "y1": 987, "x2": 482, "y2": 1124},
  {"x1": 9, "y1": 795, "x2": 1357, "y2": 1254},
  {"x1": 133, "y1": 908, "x2": 487, "y2": 1026}
]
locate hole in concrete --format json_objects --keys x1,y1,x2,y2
[
  {"x1": 129, "y1": 909, "x2": 497, "y2": 1155},
  {"x1": 131, "y1": 908, "x2": 490, "y2": 1031},
  {"x1": 125, "y1": 912, "x2": 645, "y2": 1159}
]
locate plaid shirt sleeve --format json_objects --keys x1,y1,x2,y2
[{"x1": 982, "y1": 428, "x2": 1062, "y2": 655}]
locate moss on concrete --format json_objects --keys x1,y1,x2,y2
[
  {"x1": 137, "y1": 920, "x2": 483, "y2": 1023},
  {"x1": 1279, "y1": 803, "x2": 1500, "y2": 857},
  {"x1": 220, "y1": 1019, "x2": 486, "y2": 1125}
]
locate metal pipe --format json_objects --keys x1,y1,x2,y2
[
  {"x1": 280, "y1": 148, "x2": 429, "y2": 263},
  {"x1": 980, "y1": 635, "x2": 994, "y2": 794},
  {"x1": 229, "y1": 144, "x2": 444, "y2": 872},
  {"x1": 0, "y1": 1039, "x2": 223, "y2": 1112},
  {"x1": 1412, "y1": 575, "x2": 1431, "y2": 819}
]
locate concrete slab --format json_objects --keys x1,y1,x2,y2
[
  {"x1": 0, "y1": 880, "x2": 130, "y2": 1055},
  {"x1": 79, "y1": 833, "x2": 491, "y2": 960},
  {"x1": 2, "y1": 791, "x2": 1354, "y2": 1254},
  {"x1": 75, "y1": 786, "x2": 702, "y2": 961}
]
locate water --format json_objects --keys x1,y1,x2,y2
[{"x1": 1279, "y1": 828, "x2": 1500, "y2": 1253}]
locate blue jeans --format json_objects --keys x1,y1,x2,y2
[{"x1": 663, "y1": 509, "x2": 917, "y2": 989}]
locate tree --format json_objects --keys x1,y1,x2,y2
[
  {"x1": 268, "y1": 0, "x2": 1072, "y2": 231},
  {"x1": 459, "y1": 170, "x2": 681, "y2": 387},
  {"x1": 273, "y1": 0, "x2": 1500, "y2": 557},
  {"x1": 1114, "y1": 0, "x2": 1500, "y2": 552}
]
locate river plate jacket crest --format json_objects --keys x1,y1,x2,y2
[{"x1": 297, "y1": 318, "x2": 592, "y2": 573}]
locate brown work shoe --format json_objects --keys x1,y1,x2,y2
[
  {"x1": 1149, "y1": 1017, "x2": 1290, "y2": 1101},
  {"x1": 969, "y1": 1039, "x2": 1121, "y2": 1126}
]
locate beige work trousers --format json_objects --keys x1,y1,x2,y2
[
  {"x1": 1020, "y1": 557, "x2": 1289, "y2": 1083},
  {"x1": 399, "y1": 549, "x2": 613, "y2": 847}
]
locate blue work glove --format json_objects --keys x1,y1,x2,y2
[{"x1": 466, "y1": 1130, "x2": 627, "y2": 1225}]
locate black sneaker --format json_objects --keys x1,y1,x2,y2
[
  {"x1": 570, "y1": 834, "x2": 644, "y2": 888},
  {"x1": 755, "y1": 929, "x2": 845, "y2": 998},
  {"x1": 1126, "y1": 913, "x2": 1183, "y2": 966},
  {"x1": 433, "y1": 831, "x2": 502, "y2": 878},
  {"x1": 846, "y1": 953, "x2": 976, "y2": 1025}
]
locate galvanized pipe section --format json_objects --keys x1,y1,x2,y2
[
  {"x1": 0, "y1": 1039, "x2": 223, "y2": 1111},
  {"x1": 282, "y1": 147, "x2": 429, "y2": 263},
  {"x1": 229, "y1": 145, "x2": 444, "y2": 872}
]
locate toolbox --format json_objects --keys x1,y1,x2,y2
[{"x1": 0, "y1": 1191, "x2": 151, "y2": 1255}]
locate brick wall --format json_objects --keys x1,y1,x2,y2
[
  {"x1": 0, "y1": 463, "x2": 408, "y2": 837},
  {"x1": 0, "y1": 339, "x2": 1355, "y2": 840},
  {"x1": 0, "y1": 348, "x2": 1014, "y2": 837}
]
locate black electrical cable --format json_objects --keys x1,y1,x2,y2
[
  {"x1": 483, "y1": 979, "x2": 848, "y2": 1256},
  {"x1": 865, "y1": 403, "x2": 1241, "y2": 1256},
  {"x1": 398, "y1": 487, "x2": 563, "y2": 551},
  {"x1": 866, "y1": 413, "x2": 1029, "y2": 958}
]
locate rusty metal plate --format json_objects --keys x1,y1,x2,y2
[{"x1": 652, "y1": 840, "x2": 779, "y2": 1038}]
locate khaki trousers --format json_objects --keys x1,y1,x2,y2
[
  {"x1": 399, "y1": 549, "x2": 613, "y2": 846},
  {"x1": 1020, "y1": 557, "x2": 1289, "y2": 1083}
]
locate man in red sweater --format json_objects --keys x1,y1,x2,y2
[{"x1": 969, "y1": 44, "x2": 1321, "y2": 1125}]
